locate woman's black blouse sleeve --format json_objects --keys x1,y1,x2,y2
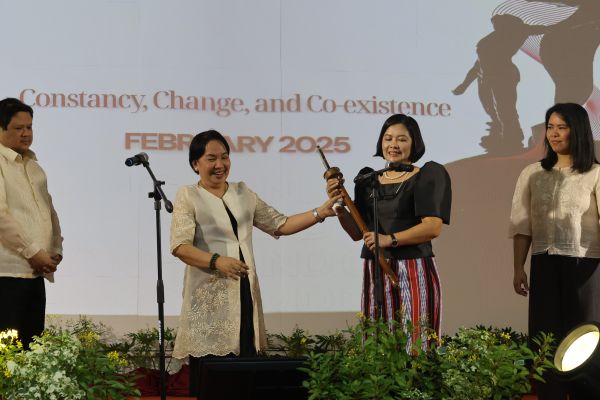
[
  {"x1": 414, "y1": 161, "x2": 451, "y2": 224},
  {"x1": 354, "y1": 167, "x2": 373, "y2": 222}
]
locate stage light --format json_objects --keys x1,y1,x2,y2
[{"x1": 554, "y1": 322, "x2": 600, "y2": 397}]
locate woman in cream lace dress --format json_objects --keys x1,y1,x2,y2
[{"x1": 170, "y1": 130, "x2": 339, "y2": 391}]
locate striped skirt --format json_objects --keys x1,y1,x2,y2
[{"x1": 361, "y1": 257, "x2": 442, "y2": 347}]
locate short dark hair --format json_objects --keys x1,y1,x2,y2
[
  {"x1": 0, "y1": 98, "x2": 33, "y2": 130},
  {"x1": 374, "y1": 114, "x2": 425, "y2": 162},
  {"x1": 189, "y1": 130, "x2": 230, "y2": 172},
  {"x1": 541, "y1": 103, "x2": 597, "y2": 173}
]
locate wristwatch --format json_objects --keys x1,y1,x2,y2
[{"x1": 390, "y1": 234, "x2": 398, "y2": 247}]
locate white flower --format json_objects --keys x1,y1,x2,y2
[{"x1": 6, "y1": 360, "x2": 17, "y2": 373}]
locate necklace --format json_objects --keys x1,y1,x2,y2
[
  {"x1": 370, "y1": 179, "x2": 407, "y2": 199},
  {"x1": 383, "y1": 170, "x2": 408, "y2": 180},
  {"x1": 393, "y1": 180, "x2": 406, "y2": 195}
]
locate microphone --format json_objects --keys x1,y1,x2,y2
[
  {"x1": 353, "y1": 162, "x2": 414, "y2": 184},
  {"x1": 388, "y1": 162, "x2": 414, "y2": 173},
  {"x1": 125, "y1": 152, "x2": 149, "y2": 167}
]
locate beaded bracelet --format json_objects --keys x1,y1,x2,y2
[{"x1": 209, "y1": 253, "x2": 220, "y2": 270}]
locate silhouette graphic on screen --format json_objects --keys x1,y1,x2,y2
[
  {"x1": 504, "y1": 0, "x2": 600, "y2": 146},
  {"x1": 453, "y1": 14, "x2": 545, "y2": 155},
  {"x1": 531, "y1": 0, "x2": 600, "y2": 105}
]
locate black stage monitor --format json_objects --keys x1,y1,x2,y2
[{"x1": 197, "y1": 357, "x2": 308, "y2": 400}]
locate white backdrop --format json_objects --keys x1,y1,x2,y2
[{"x1": 0, "y1": 0, "x2": 596, "y2": 325}]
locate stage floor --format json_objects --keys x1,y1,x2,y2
[
  {"x1": 138, "y1": 397, "x2": 194, "y2": 400},
  {"x1": 136, "y1": 396, "x2": 537, "y2": 399}
]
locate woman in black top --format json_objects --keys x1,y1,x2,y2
[{"x1": 327, "y1": 114, "x2": 451, "y2": 346}]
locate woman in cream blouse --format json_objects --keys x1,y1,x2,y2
[
  {"x1": 170, "y1": 130, "x2": 340, "y2": 363},
  {"x1": 509, "y1": 103, "x2": 600, "y2": 400}
]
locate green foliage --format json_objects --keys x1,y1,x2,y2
[
  {"x1": 0, "y1": 329, "x2": 22, "y2": 395},
  {"x1": 267, "y1": 326, "x2": 347, "y2": 357},
  {"x1": 49, "y1": 316, "x2": 180, "y2": 372},
  {"x1": 0, "y1": 319, "x2": 140, "y2": 400},
  {"x1": 123, "y1": 326, "x2": 177, "y2": 371},
  {"x1": 2, "y1": 316, "x2": 557, "y2": 400},
  {"x1": 302, "y1": 318, "x2": 440, "y2": 400},
  {"x1": 302, "y1": 319, "x2": 555, "y2": 400},
  {"x1": 440, "y1": 327, "x2": 553, "y2": 400},
  {"x1": 470, "y1": 325, "x2": 529, "y2": 346},
  {"x1": 313, "y1": 332, "x2": 347, "y2": 353},
  {"x1": 269, "y1": 327, "x2": 315, "y2": 357}
]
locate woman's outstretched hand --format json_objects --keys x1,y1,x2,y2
[{"x1": 316, "y1": 194, "x2": 343, "y2": 219}]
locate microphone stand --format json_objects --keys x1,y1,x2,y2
[
  {"x1": 367, "y1": 174, "x2": 385, "y2": 321},
  {"x1": 359, "y1": 164, "x2": 412, "y2": 320},
  {"x1": 139, "y1": 159, "x2": 173, "y2": 400}
]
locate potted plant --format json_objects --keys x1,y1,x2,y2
[{"x1": 0, "y1": 324, "x2": 139, "y2": 400}]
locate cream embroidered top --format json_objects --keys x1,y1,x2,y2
[
  {"x1": 0, "y1": 143, "x2": 63, "y2": 281},
  {"x1": 170, "y1": 181, "x2": 287, "y2": 358},
  {"x1": 509, "y1": 162, "x2": 600, "y2": 258}
]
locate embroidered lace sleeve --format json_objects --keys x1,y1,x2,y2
[
  {"x1": 250, "y1": 187, "x2": 287, "y2": 237},
  {"x1": 170, "y1": 186, "x2": 197, "y2": 253}
]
